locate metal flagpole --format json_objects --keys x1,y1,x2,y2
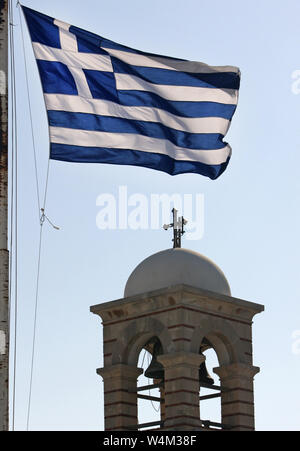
[{"x1": 0, "y1": 0, "x2": 9, "y2": 431}]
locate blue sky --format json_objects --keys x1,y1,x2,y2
[{"x1": 9, "y1": 0, "x2": 300, "y2": 430}]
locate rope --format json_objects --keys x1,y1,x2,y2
[
  {"x1": 26, "y1": 223, "x2": 44, "y2": 431},
  {"x1": 17, "y1": 4, "x2": 57, "y2": 431},
  {"x1": 140, "y1": 349, "x2": 161, "y2": 413},
  {"x1": 147, "y1": 353, "x2": 160, "y2": 413},
  {"x1": 25, "y1": 183, "x2": 56, "y2": 431},
  {"x1": 18, "y1": 5, "x2": 41, "y2": 214}
]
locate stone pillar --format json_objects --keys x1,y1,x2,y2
[
  {"x1": 97, "y1": 364, "x2": 143, "y2": 431},
  {"x1": 214, "y1": 363, "x2": 260, "y2": 431},
  {"x1": 158, "y1": 352, "x2": 204, "y2": 431}
]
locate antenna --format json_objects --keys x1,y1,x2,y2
[{"x1": 163, "y1": 208, "x2": 188, "y2": 248}]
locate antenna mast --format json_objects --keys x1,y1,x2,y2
[{"x1": 163, "y1": 208, "x2": 187, "y2": 248}]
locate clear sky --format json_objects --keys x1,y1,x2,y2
[{"x1": 9, "y1": 0, "x2": 300, "y2": 431}]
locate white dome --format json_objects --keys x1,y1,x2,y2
[{"x1": 124, "y1": 248, "x2": 231, "y2": 297}]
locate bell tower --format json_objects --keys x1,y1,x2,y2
[{"x1": 91, "y1": 243, "x2": 264, "y2": 431}]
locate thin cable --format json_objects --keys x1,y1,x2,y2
[
  {"x1": 25, "y1": 156, "x2": 52, "y2": 431},
  {"x1": 18, "y1": 5, "x2": 41, "y2": 214},
  {"x1": 146, "y1": 353, "x2": 160, "y2": 413},
  {"x1": 25, "y1": 223, "x2": 44, "y2": 431},
  {"x1": 17, "y1": 3, "x2": 53, "y2": 430},
  {"x1": 42, "y1": 156, "x2": 51, "y2": 210}
]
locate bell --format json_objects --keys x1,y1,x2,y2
[
  {"x1": 144, "y1": 339, "x2": 164, "y2": 381},
  {"x1": 199, "y1": 350, "x2": 214, "y2": 386}
]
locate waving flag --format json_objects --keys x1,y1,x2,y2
[{"x1": 22, "y1": 6, "x2": 240, "y2": 179}]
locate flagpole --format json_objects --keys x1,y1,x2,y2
[{"x1": 0, "y1": 0, "x2": 9, "y2": 431}]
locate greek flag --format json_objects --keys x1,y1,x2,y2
[{"x1": 22, "y1": 6, "x2": 240, "y2": 179}]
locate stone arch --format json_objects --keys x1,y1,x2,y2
[
  {"x1": 190, "y1": 317, "x2": 244, "y2": 366},
  {"x1": 112, "y1": 316, "x2": 175, "y2": 366}
]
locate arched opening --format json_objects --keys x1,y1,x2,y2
[
  {"x1": 136, "y1": 337, "x2": 164, "y2": 430},
  {"x1": 199, "y1": 338, "x2": 222, "y2": 430}
]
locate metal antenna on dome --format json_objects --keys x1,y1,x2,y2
[{"x1": 163, "y1": 208, "x2": 188, "y2": 248}]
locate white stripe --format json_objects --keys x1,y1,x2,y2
[
  {"x1": 54, "y1": 19, "x2": 78, "y2": 52},
  {"x1": 49, "y1": 127, "x2": 231, "y2": 165},
  {"x1": 44, "y1": 94, "x2": 230, "y2": 135},
  {"x1": 103, "y1": 47, "x2": 240, "y2": 74},
  {"x1": 32, "y1": 43, "x2": 113, "y2": 72},
  {"x1": 115, "y1": 74, "x2": 238, "y2": 105}
]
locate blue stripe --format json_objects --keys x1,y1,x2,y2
[
  {"x1": 69, "y1": 25, "x2": 110, "y2": 55},
  {"x1": 22, "y1": 6, "x2": 60, "y2": 48},
  {"x1": 47, "y1": 111, "x2": 226, "y2": 150},
  {"x1": 50, "y1": 143, "x2": 229, "y2": 179},
  {"x1": 100, "y1": 38, "x2": 185, "y2": 61},
  {"x1": 118, "y1": 90, "x2": 236, "y2": 119},
  {"x1": 112, "y1": 58, "x2": 240, "y2": 90},
  {"x1": 100, "y1": 39, "x2": 185, "y2": 60}
]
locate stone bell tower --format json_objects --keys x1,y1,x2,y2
[{"x1": 91, "y1": 241, "x2": 264, "y2": 431}]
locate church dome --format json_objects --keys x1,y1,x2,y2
[{"x1": 124, "y1": 248, "x2": 231, "y2": 297}]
